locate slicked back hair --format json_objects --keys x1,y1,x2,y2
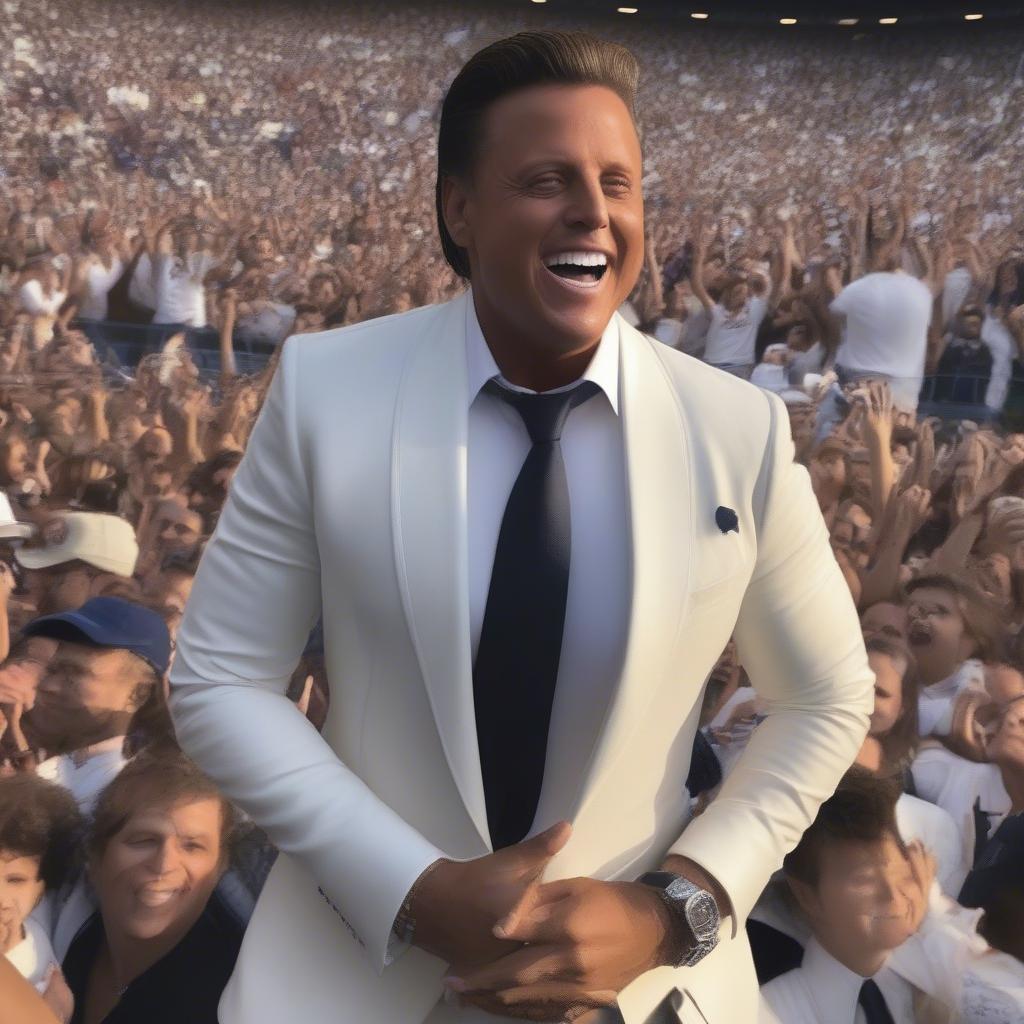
[{"x1": 435, "y1": 30, "x2": 641, "y2": 280}]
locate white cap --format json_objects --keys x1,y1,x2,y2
[
  {"x1": 15, "y1": 512, "x2": 138, "y2": 577},
  {"x1": 0, "y1": 491, "x2": 36, "y2": 541}
]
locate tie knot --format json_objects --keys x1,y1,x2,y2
[
  {"x1": 858, "y1": 978, "x2": 896, "y2": 1024},
  {"x1": 483, "y1": 379, "x2": 601, "y2": 444}
]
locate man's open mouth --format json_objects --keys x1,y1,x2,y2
[{"x1": 541, "y1": 252, "x2": 610, "y2": 288}]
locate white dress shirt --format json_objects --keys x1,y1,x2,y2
[
  {"x1": 466, "y1": 293, "x2": 630, "y2": 835},
  {"x1": 759, "y1": 936, "x2": 914, "y2": 1024},
  {"x1": 911, "y1": 743, "x2": 1011, "y2": 872}
]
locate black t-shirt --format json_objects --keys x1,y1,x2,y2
[
  {"x1": 62, "y1": 892, "x2": 243, "y2": 1024},
  {"x1": 933, "y1": 336, "x2": 994, "y2": 404}
]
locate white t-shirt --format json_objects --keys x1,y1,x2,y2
[
  {"x1": 942, "y1": 266, "x2": 974, "y2": 331},
  {"x1": 152, "y1": 251, "x2": 216, "y2": 327},
  {"x1": 18, "y1": 279, "x2": 66, "y2": 317},
  {"x1": 703, "y1": 295, "x2": 768, "y2": 366},
  {"x1": 980, "y1": 316, "x2": 1015, "y2": 411},
  {"x1": 235, "y1": 300, "x2": 297, "y2": 344},
  {"x1": 5, "y1": 915, "x2": 58, "y2": 993},
  {"x1": 78, "y1": 254, "x2": 124, "y2": 321},
  {"x1": 750, "y1": 361, "x2": 788, "y2": 392},
  {"x1": 831, "y1": 272, "x2": 933, "y2": 411},
  {"x1": 129, "y1": 251, "x2": 157, "y2": 311},
  {"x1": 679, "y1": 298, "x2": 711, "y2": 356},
  {"x1": 35, "y1": 736, "x2": 128, "y2": 814}
]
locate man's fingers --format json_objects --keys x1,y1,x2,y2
[
  {"x1": 512, "y1": 821, "x2": 573, "y2": 876},
  {"x1": 447, "y1": 942, "x2": 570, "y2": 994},
  {"x1": 497, "y1": 891, "x2": 572, "y2": 942}
]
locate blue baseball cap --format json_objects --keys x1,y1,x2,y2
[{"x1": 23, "y1": 597, "x2": 172, "y2": 676}]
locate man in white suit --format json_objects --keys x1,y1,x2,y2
[{"x1": 168, "y1": 30, "x2": 874, "y2": 1024}]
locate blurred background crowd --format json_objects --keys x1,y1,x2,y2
[{"x1": 2, "y1": 0, "x2": 1024, "y2": 1021}]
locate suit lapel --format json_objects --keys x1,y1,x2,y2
[
  {"x1": 391, "y1": 290, "x2": 491, "y2": 852},
  {"x1": 571, "y1": 320, "x2": 694, "y2": 820}
]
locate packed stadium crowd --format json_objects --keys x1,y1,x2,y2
[{"x1": 1, "y1": 0, "x2": 1024, "y2": 1021}]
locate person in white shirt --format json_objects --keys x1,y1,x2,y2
[
  {"x1": 829, "y1": 246, "x2": 935, "y2": 413},
  {"x1": 0, "y1": 774, "x2": 82, "y2": 995},
  {"x1": 151, "y1": 220, "x2": 235, "y2": 330},
  {"x1": 904, "y1": 575, "x2": 1004, "y2": 740},
  {"x1": 20, "y1": 597, "x2": 172, "y2": 814},
  {"x1": 759, "y1": 770, "x2": 1020, "y2": 1024},
  {"x1": 690, "y1": 218, "x2": 792, "y2": 379},
  {"x1": 760, "y1": 771, "x2": 933, "y2": 1024},
  {"x1": 751, "y1": 344, "x2": 793, "y2": 393},
  {"x1": 927, "y1": 305, "x2": 1014, "y2": 416},
  {"x1": 17, "y1": 258, "x2": 71, "y2": 347}
]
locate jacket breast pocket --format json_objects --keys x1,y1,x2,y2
[{"x1": 690, "y1": 529, "x2": 747, "y2": 602}]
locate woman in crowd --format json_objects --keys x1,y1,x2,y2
[{"x1": 60, "y1": 747, "x2": 242, "y2": 1024}]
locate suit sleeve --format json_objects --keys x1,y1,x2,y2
[
  {"x1": 665, "y1": 388, "x2": 874, "y2": 935},
  {"x1": 168, "y1": 335, "x2": 444, "y2": 974}
]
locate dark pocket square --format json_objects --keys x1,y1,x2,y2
[{"x1": 715, "y1": 506, "x2": 739, "y2": 534}]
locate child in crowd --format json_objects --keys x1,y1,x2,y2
[{"x1": 0, "y1": 773, "x2": 82, "y2": 992}]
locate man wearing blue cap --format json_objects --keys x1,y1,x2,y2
[{"x1": 21, "y1": 596, "x2": 172, "y2": 815}]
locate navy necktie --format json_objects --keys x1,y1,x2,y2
[
  {"x1": 473, "y1": 377, "x2": 601, "y2": 850},
  {"x1": 858, "y1": 978, "x2": 896, "y2": 1024}
]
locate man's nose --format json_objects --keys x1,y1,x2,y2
[
  {"x1": 565, "y1": 177, "x2": 610, "y2": 230},
  {"x1": 148, "y1": 839, "x2": 181, "y2": 875}
]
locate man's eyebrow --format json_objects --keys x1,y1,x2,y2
[{"x1": 515, "y1": 158, "x2": 635, "y2": 176}]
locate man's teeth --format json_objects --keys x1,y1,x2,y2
[
  {"x1": 542, "y1": 252, "x2": 608, "y2": 268},
  {"x1": 137, "y1": 888, "x2": 181, "y2": 907}
]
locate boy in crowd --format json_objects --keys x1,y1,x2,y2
[{"x1": 0, "y1": 773, "x2": 81, "y2": 993}]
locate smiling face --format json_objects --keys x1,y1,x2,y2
[
  {"x1": 90, "y1": 797, "x2": 224, "y2": 943},
  {"x1": 792, "y1": 832, "x2": 918, "y2": 966},
  {"x1": 442, "y1": 83, "x2": 644, "y2": 389}
]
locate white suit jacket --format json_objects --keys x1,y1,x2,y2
[{"x1": 169, "y1": 288, "x2": 873, "y2": 1024}]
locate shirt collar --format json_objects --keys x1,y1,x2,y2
[
  {"x1": 465, "y1": 285, "x2": 620, "y2": 415},
  {"x1": 801, "y1": 936, "x2": 881, "y2": 1024}
]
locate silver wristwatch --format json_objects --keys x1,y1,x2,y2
[{"x1": 635, "y1": 871, "x2": 720, "y2": 968}]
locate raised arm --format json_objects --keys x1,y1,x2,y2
[{"x1": 690, "y1": 217, "x2": 715, "y2": 314}]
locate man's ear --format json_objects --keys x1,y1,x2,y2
[
  {"x1": 441, "y1": 175, "x2": 473, "y2": 250},
  {"x1": 785, "y1": 875, "x2": 821, "y2": 923}
]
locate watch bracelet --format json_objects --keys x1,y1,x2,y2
[{"x1": 654, "y1": 889, "x2": 696, "y2": 968}]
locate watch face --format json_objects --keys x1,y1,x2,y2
[{"x1": 686, "y1": 891, "x2": 719, "y2": 938}]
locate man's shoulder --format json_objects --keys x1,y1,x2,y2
[
  {"x1": 284, "y1": 298, "x2": 455, "y2": 374},
  {"x1": 635, "y1": 327, "x2": 779, "y2": 429}
]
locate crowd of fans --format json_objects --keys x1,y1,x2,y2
[{"x1": 1, "y1": 0, "x2": 1024, "y2": 1021}]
